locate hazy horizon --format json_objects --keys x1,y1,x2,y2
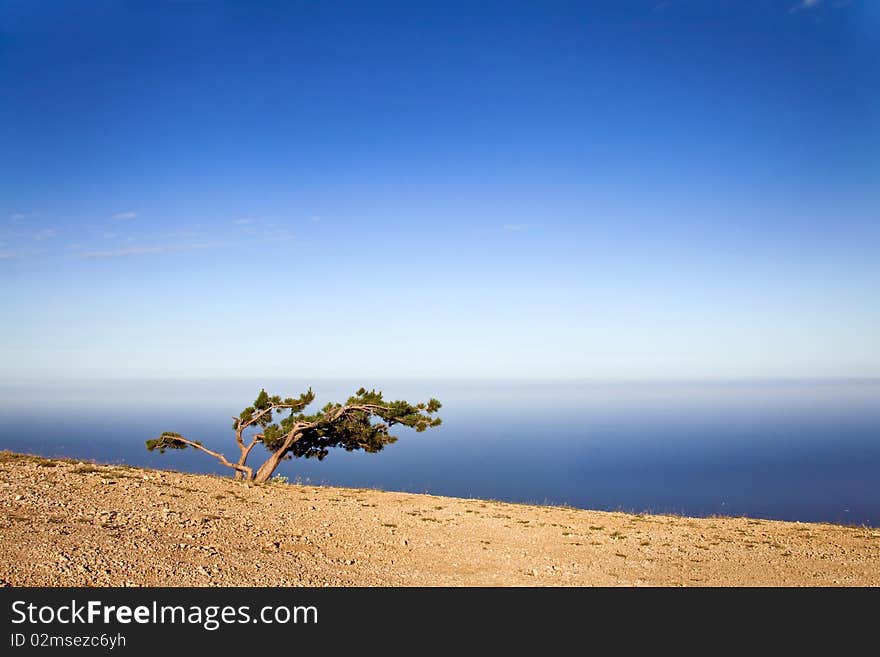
[{"x1": 2, "y1": 378, "x2": 878, "y2": 525}]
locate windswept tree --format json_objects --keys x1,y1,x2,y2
[{"x1": 146, "y1": 387, "x2": 442, "y2": 483}]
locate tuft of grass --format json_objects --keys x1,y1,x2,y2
[
  {"x1": 0, "y1": 452, "x2": 71, "y2": 467},
  {"x1": 0, "y1": 451, "x2": 20, "y2": 464},
  {"x1": 109, "y1": 471, "x2": 137, "y2": 479},
  {"x1": 71, "y1": 465, "x2": 103, "y2": 474},
  {"x1": 7, "y1": 514, "x2": 31, "y2": 522}
]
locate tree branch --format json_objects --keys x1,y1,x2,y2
[
  {"x1": 172, "y1": 436, "x2": 253, "y2": 480},
  {"x1": 271, "y1": 403, "x2": 418, "y2": 457}
]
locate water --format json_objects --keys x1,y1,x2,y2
[{"x1": 1, "y1": 379, "x2": 878, "y2": 526}]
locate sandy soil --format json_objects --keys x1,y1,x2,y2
[{"x1": 1, "y1": 451, "x2": 878, "y2": 586}]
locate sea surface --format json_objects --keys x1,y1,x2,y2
[{"x1": 1, "y1": 379, "x2": 878, "y2": 526}]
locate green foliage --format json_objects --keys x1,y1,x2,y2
[
  {"x1": 148, "y1": 386, "x2": 442, "y2": 477},
  {"x1": 145, "y1": 431, "x2": 198, "y2": 454},
  {"x1": 259, "y1": 387, "x2": 442, "y2": 460},
  {"x1": 232, "y1": 388, "x2": 316, "y2": 430}
]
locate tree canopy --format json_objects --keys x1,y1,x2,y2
[{"x1": 147, "y1": 387, "x2": 442, "y2": 483}]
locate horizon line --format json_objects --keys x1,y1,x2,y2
[{"x1": 2, "y1": 376, "x2": 879, "y2": 386}]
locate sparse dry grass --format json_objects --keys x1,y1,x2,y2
[{"x1": 1, "y1": 451, "x2": 879, "y2": 587}]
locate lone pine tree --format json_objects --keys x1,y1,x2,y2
[{"x1": 146, "y1": 387, "x2": 442, "y2": 483}]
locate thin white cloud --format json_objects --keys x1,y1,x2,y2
[
  {"x1": 9, "y1": 213, "x2": 27, "y2": 221},
  {"x1": 82, "y1": 246, "x2": 170, "y2": 258},
  {"x1": 0, "y1": 247, "x2": 47, "y2": 260},
  {"x1": 233, "y1": 218, "x2": 254, "y2": 225},
  {"x1": 502, "y1": 223, "x2": 539, "y2": 232},
  {"x1": 165, "y1": 230, "x2": 197, "y2": 238},
  {"x1": 268, "y1": 230, "x2": 296, "y2": 242},
  {"x1": 307, "y1": 215, "x2": 321, "y2": 223},
  {"x1": 81, "y1": 241, "x2": 223, "y2": 258},
  {"x1": 790, "y1": 0, "x2": 821, "y2": 13},
  {"x1": 112, "y1": 211, "x2": 137, "y2": 220},
  {"x1": 33, "y1": 228, "x2": 57, "y2": 241}
]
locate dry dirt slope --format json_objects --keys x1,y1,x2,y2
[{"x1": 1, "y1": 451, "x2": 878, "y2": 586}]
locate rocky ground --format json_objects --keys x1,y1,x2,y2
[{"x1": 1, "y1": 451, "x2": 879, "y2": 586}]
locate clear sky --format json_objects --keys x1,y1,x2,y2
[{"x1": 1, "y1": 0, "x2": 878, "y2": 381}]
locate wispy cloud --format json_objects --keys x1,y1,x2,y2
[
  {"x1": 232, "y1": 217, "x2": 298, "y2": 241},
  {"x1": 268, "y1": 230, "x2": 296, "y2": 242},
  {"x1": 9, "y1": 211, "x2": 40, "y2": 222},
  {"x1": 80, "y1": 241, "x2": 223, "y2": 258},
  {"x1": 0, "y1": 247, "x2": 47, "y2": 261},
  {"x1": 33, "y1": 228, "x2": 57, "y2": 241},
  {"x1": 112, "y1": 211, "x2": 137, "y2": 220},
  {"x1": 790, "y1": 0, "x2": 821, "y2": 13},
  {"x1": 307, "y1": 215, "x2": 321, "y2": 223},
  {"x1": 502, "y1": 223, "x2": 540, "y2": 232},
  {"x1": 164, "y1": 229, "x2": 197, "y2": 238}
]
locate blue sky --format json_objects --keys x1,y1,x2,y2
[{"x1": 1, "y1": 0, "x2": 878, "y2": 381}]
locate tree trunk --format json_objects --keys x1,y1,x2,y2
[
  {"x1": 253, "y1": 451, "x2": 285, "y2": 483},
  {"x1": 234, "y1": 428, "x2": 246, "y2": 480},
  {"x1": 234, "y1": 458, "x2": 246, "y2": 480},
  {"x1": 234, "y1": 442, "x2": 257, "y2": 480},
  {"x1": 253, "y1": 430, "x2": 302, "y2": 483}
]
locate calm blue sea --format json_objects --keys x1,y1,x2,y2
[{"x1": 1, "y1": 379, "x2": 878, "y2": 526}]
